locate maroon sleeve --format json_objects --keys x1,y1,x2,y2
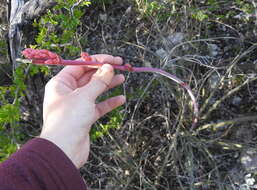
[{"x1": 0, "y1": 138, "x2": 87, "y2": 190}]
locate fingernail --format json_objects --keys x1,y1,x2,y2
[
  {"x1": 119, "y1": 95, "x2": 126, "y2": 103},
  {"x1": 96, "y1": 64, "x2": 111, "y2": 74},
  {"x1": 114, "y1": 56, "x2": 123, "y2": 64},
  {"x1": 101, "y1": 64, "x2": 113, "y2": 71},
  {"x1": 118, "y1": 74, "x2": 125, "y2": 82}
]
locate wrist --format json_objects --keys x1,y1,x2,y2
[
  {"x1": 39, "y1": 131, "x2": 90, "y2": 168},
  {"x1": 39, "y1": 134, "x2": 76, "y2": 166}
]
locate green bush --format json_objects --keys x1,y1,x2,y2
[
  {"x1": 0, "y1": 64, "x2": 26, "y2": 161},
  {"x1": 135, "y1": 0, "x2": 174, "y2": 21},
  {"x1": 33, "y1": 0, "x2": 91, "y2": 56}
]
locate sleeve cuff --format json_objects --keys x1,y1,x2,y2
[{"x1": 18, "y1": 137, "x2": 87, "y2": 190}]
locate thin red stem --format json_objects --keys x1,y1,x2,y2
[{"x1": 22, "y1": 48, "x2": 199, "y2": 128}]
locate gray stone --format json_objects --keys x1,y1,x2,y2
[
  {"x1": 208, "y1": 44, "x2": 220, "y2": 57},
  {"x1": 240, "y1": 148, "x2": 257, "y2": 172},
  {"x1": 245, "y1": 177, "x2": 255, "y2": 186},
  {"x1": 232, "y1": 96, "x2": 242, "y2": 106},
  {"x1": 155, "y1": 48, "x2": 167, "y2": 58},
  {"x1": 99, "y1": 14, "x2": 107, "y2": 22},
  {"x1": 167, "y1": 33, "x2": 184, "y2": 45},
  {"x1": 239, "y1": 184, "x2": 250, "y2": 190},
  {"x1": 208, "y1": 73, "x2": 220, "y2": 89}
]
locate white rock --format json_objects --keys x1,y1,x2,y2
[
  {"x1": 239, "y1": 184, "x2": 250, "y2": 190},
  {"x1": 240, "y1": 148, "x2": 257, "y2": 172},
  {"x1": 143, "y1": 60, "x2": 152, "y2": 68},
  {"x1": 99, "y1": 14, "x2": 107, "y2": 22},
  {"x1": 208, "y1": 44, "x2": 220, "y2": 57},
  {"x1": 232, "y1": 96, "x2": 242, "y2": 106},
  {"x1": 208, "y1": 73, "x2": 220, "y2": 89},
  {"x1": 156, "y1": 48, "x2": 167, "y2": 58},
  {"x1": 125, "y1": 6, "x2": 132, "y2": 15},
  {"x1": 245, "y1": 177, "x2": 255, "y2": 186},
  {"x1": 234, "y1": 13, "x2": 244, "y2": 19},
  {"x1": 167, "y1": 33, "x2": 184, "y2": 45}
]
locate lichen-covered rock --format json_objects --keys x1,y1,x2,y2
[{"x1": 240, "y1": 148, "x2": 257, "y2": 173}]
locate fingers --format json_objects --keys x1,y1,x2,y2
[
  {"x1": 79, "y1": 64, "x2": 115, "y2": 100},
  {"x1": 56, "y1": 66, "x2": 88, "y2": 81},
  {"x1": 45, "y1": 76, "x2": 73, "y2": 97},
  {"x1": 91, "y1": 54, "x2": 123, "y2": 65},
  {"x1": 95, "y1": 95, "x2": 126, "y2": 119},
  {"x1": 77, "y1": 70, "x2": 98, "y2": 87},
  {"x1": 56, "y1": 54, "x2": 123, "y2": 83},
  {"x1": 107, "y1": 74, "x2": 125, "y2": 90},
  {"x1": 77, "y1": 73, "x2": 125, "y2": 89}
]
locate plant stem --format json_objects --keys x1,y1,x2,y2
[
  {"x1": 20, "y1": 48, "x2": 199, "y2": 128},
  {"x1": 132, "y1": 67, "x2": 199, "y2": 128},
  {"x1": 60, "y1": 60, "x2": 199, "y2": 127}
]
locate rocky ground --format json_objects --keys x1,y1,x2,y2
[{"x1": 1, "y1": 1, "x2": 257, "y2": 189}]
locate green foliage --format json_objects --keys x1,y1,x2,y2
[
  {"x1": 235, "y1": 0, "x2": 255, "y2": 14},
  {"x1": 29, "y1": 64, "x2": 49, "y2": 76},
  {"x1": 0, "y1": 104, "x2": 20, "y2": 124},
  {"x1": 144, "y1": 1, "x2": 163, "y2": 15},
  {"x1": 33, "y1": 0, "x2": 91, "y2": 56},
  {"x1": 0, "y1": 65, "x2": 25, "y2": 161},
  {"x1": 33, "y1": 0, "x2": 125, "y2": 141},
  {"x1": 190, "y1": 0, "x2": 255, "y2": 22},
  {"x1": 191, "y1": 9, "x2": 209, "y2": 22},
  {"x1": 91, "y1": 87, "x2": 124, "y2": 140},
  {"x1": 91, "y1": 107, "x2": 124, "y2": 141},
  {"x1": 0, "y1": 102, "x2": 21, "y2": 162},
  {"x1": 92, "y1": 0, "x2": 114, "y2": 6},
  {"x1": 90, "y1": 82, "x2": 155, "y2": 141},
  {"x1": 0, "y1": 62, "x2": 49, "y2": 162},
  {"x1": 0, "y1": 39, "x2": 7, "y2": 55},
  {"x1": 0, "y1": 136, "x2": 17, "y2": 161},
  {"x1": 13, "y1": 66, "x2": 27, "y2": 96},
  {"x1": 135, "y1": 0, "x2": 173, "y2": 21}
]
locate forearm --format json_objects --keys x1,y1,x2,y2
[{"x1": 0, "y1": 138, "x2": 87, "y2": 190}]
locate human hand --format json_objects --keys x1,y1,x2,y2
[{"x1": 40, "y1": 54, "x2": 126, "y2": 168}]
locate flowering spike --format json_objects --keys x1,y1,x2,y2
[
  {"x1": 124, "y1": 63, "x2": 133, "y2": 72},
  {"x1": 20, "y1": 48, "x2": 199, "y2": 128},
  {"x1": 81, "y1": 52, "x2": 92, "y2": 61},
  {"x1": 22, "y1": 48, "x2": 62, "y2": 65}
]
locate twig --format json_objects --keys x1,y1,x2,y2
[
  {"x1": 200, "y1": 44, "x2": 257, "y2": 115},
  {"x1": 201, "y1": 76, "x2": 257, "y2": 120},
  {"x1": 8, "y1": 0, "x2": 57, "y2": 70},
  {"x1": 197, "y1": 115, "x2": 257, "y2": 132}
]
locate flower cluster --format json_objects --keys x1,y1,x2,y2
[{"x1": 22, "y1": 48, "x2": 62, "y2": 65}]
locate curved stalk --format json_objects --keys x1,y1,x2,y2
[
  {"x1": 21, "y1": 48, "x2": 199, "y2": 128},
  {"x1": 132, "y1": 67, "x2": 199, "y2": 128}
]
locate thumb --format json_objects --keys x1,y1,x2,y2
[{"x1": 80, "y1": 64, "x2": 114, "y2": 100}]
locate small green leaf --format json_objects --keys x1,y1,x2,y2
[{"x1": 0, "y1": 104, "x2": 20, "y2": 124}]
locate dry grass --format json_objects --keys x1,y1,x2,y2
[
  {"x1": 1, "y1": 0, "x2": 256, "y2": 189},
  {"x1": 78, "y1": 1, "x2": 257, "y2": 189}
]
